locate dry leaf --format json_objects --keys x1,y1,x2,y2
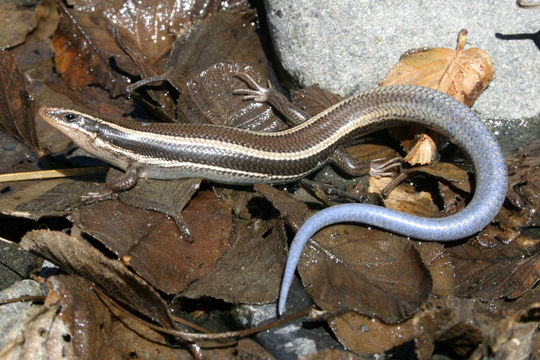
[
  {"x1": 72, "y1": 190, "x2": 232, "y2": 294},
  {"x1": 381, "y1": 29, "x2": 494, "y2": 166},
  {"x1": 381, "y1": 29, "x2": 493, "y2": 106},
  {"x1": 402, "y1": 133, "x2": 437, "y2": 165},
  {"x1": 0, "y1": 3, "x2": 38, "y2": 49},
  {"x1": 20, "y1": 230, "x2": 173, "y2": 327},
  {"x1": 52, "y1": 2, "x2": 129, "y2": 96},
  {"x1": 299, "y1": 223, "x2": 431, "y2": 323},
  {"x1": 180, "y1": 218, "x2": 288, "y2": 304},
  {"x1": 0, "y1": 50, "x2": 43, "y2": 157},
  {"x1": 290, "y1": 85, "x2": 344, "y2": 117},
  {"x1": 369, "y1": 177, "x2": 440, "y2": 218}
]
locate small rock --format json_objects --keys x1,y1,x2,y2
[{"x1": 0, "y1": 279, "x2": 47, "y2": 351}]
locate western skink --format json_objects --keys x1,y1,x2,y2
[{"x1": 39, "y1": 82, "x2": 508, "y2": 316}]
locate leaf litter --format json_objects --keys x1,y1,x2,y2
[{"x1": 0, "y1": 1, "x2": 538, "y2": 359}]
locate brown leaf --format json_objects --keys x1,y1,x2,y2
[
  {"x1": 369, "y1": 177, "x2": 440, "y2": 217},
  {"x1": 0, "y1": 178, "x2": 103, "y2": 220},
  {"x1": 72, "y1": 190, "x2": 232, "y2": 294},
  {"x1": 180, "y1": 218, "x2": 288, "y2": 303},
  {"x1": 380, "y1": 29, "x2": 494, "y2": 107},
  {"x1": 329, "y1": 310, "x2": 418, "y2": 354},
  {"x1": 20, "y1": 229, "x2": 173, "y2": 327},
  {"x1": 402, "y1": 133, "x2": 437, "y2": 165},
  {"x1": 70, "y1": 0, "x2": 248, "y2": 71},
  {"x1": 254, "y1": 182, "x2": 312, "y2": 232},
  {"x1": 381, "y1": 30, "x2": 494, "y2": 166},
  {"x1": 302, "y1": 348, "x2": 362, "y2": 360},
  {"x1": 472, "y1": 138, "x2": 540, "y2": 246},
  {"x1": 448, "y1": 238, "x2": 540, "y2": 300},
  {"x1": 470, "y1": 302, "x2": 540, "y2": 360},
  {"x1": 0, "y1": 3, "x2": 38, "y2": 49},
  {"x1": 52, "y1": 2, "x2": 129, "y2": 96},
  {"x1": 115, "y1": 172, "x2": 202, "y2": 232},
  {"x1": 128, "y1": 10, "x2": 278, "y2": 128},
  {"x1": 45, "y1": 275, "x2": 113, "y2": 360},
  {"x1": 290, "y1": 85, "x2": 343, "y2": 117},
  {"x1": 414, "y1": 242, "x2": 455, "y2": 297},
  {"x1": 0, "y1": 50, "x2": 43, "y2": 157},
  {"x1": 130, "y1": 10, "x2": 267, "y2": 92},
  {"x1": 178, "y1": 62, "x2": 288, "y2": 131},
  {"x1": 413, "y1": 162, "x2": 471, "y2": 193},
  {"x1": 299, "y1": 224, "x2": 432, "y2": 323},
  {"x1": 100, "y1": 291, "x2": 275, "y2": 359}
]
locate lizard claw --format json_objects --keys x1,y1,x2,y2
[
  {"x1": 233, "y1": 73, "x2": 273, "y2": 103},
  {"x1": 369, "y1": 157, "x2": 402, "y2": 178}
]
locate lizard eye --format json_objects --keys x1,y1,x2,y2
[{"x1": 63, "y1": 113, "x2": 78, "y2": 122}]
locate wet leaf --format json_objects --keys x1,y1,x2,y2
[
  {"x1": 70, "y1": 0, "x2": 249, "y2": 71},
  {"x1": 178, "y1": 62, "x2": 288, "y2": 131},
  {"x1": 130, "y1": 10, "x2": 266, "y2": 92},
  {"x1": 449, "y1": 238, "x2": 540, "y2": 300},
  {"x1": 414, "y1": 242, "x2": 455, "y2": 297},
  {"x1": 72, "y1": 190, "x2": 232, "y2": 294},
  {"x1": 483, "y1": 138, "x2": 540, "y2": 243},
  {"x1": 446, "y1": 139, "x2": 540, "y2": 301},
  {"x1": 0, "y1": 3, "x2": 38, "y2": 49},
  {"x1": 0, "y1": 50, "x2": 43, "y2": 157},
  {"x1": 300, "y1": 223, "x2": 431, "y2": 323},
  {"x1": 302, "y1": 348, "x2": 363, "y2": 359},
  {"x1": 20, "y1": 229, "x2": 173, "y2": 327},
  {"x1": 180, "y1": 218, "x2": 287, "y2": 303},
  {"x1": 52, "y1": 2, "x2": 129, "y2": 96},
  {"x1": 329, "y1": 310, "x2": 418, "y2": 354},
  {"x1": 45, "y1": 275, "x2": 113, "y2": 360},
  {"x1": 381, "y1": 29, "x2": 494, "y2": 107}
]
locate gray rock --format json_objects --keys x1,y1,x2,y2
[
  {"x1": 0, "y1": 243, "x2": 41, "y2": 291},
  {"x1": 0, "y1": 279, "x2": 47, "y2": 351},
  {"x1": 231, "y1": 278, "x2": 352, "y2": 359},
  {"x1": 263, "y1": 0, "x2": 539, "y2": 150}
]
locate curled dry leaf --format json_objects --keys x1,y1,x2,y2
[
  {"x1": 72, "y1": 190, "x2": 232, "y2": 295},
  {"x1": 381, "y1": 29, "x2": 494, "y2": 166},
  {"x1": 381, "y1": 29, "x2": 494, "y2": 106},
  {"x1": 0, "y1": 50, "x2": 43, "y2": 157},
  {"x1": 369, "y1": 177, "x2": 440, "y2": 218},
  {"x1": 402, "y1": 133, "x2": 437, "y2": 165},
  {"x1": 20, "y1": 229, "x2": 173, "y2": 327}
]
